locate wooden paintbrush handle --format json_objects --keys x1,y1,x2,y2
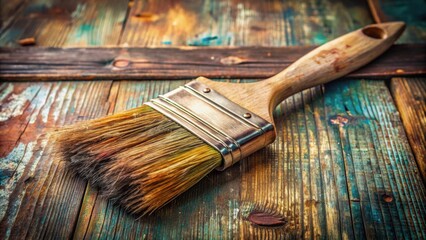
[
  {"x1": 262, "y1": 22, "x2": 405, "y2": 109},
  {"x1": 196, "y1": 22, "x2": 405, "y2": 124}
]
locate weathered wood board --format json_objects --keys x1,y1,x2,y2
[
  {"x1": 0, "y1": 0, "x2": 425, "y2": 239},
  {"x1": 391, "y1": 78, "x2": 426, "y2": 183},
  {"x1": 0, "y1": 0, "x2": 129, "y2": 47},
  {"x1": 1, "y1": 44, "x2": 425, "y2": 81},
  {"x1": 120, "y1": 0, "x2": 373, "y2": 47},
  {"x1": 369, "y1": 0, "x2": 426, "y2": 184}
]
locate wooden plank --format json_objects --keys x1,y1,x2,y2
[
  {"x1": 0, "y1": 81, "x2": 115, "y2": 239},
  {"x1": 367, "y1": 0, "x2": 426, "y2": 183},
  {"x1": 0, "y1": 0, "x2": 129, "y2": 47},
  {"x1": 120, "y1": 0, "x2": 373, "y2": 47},
  {"x1": 68, "y1": 80, "x2": 426, "y2": 239},
  {"x1": 71, "y1": 1, "x2": 424, "y2": 239},
  {"x1": 391, "y1": 78, "x2": 426, "y2": 182},
  {"x1": 0, "y1": 44, "x2": 425, "y2": 81},
  {"x1": 0, "y1": 0, "x2": 130, "y2": 239}
]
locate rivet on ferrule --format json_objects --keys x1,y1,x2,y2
[{"x1": 243, "y1": 113, "x2": 251, "y2": 118}]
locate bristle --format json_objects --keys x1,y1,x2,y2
[{"x1": 53, "y1": 105, "x2": 222, "y2": 215}]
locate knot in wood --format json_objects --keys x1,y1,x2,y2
[
  {"x1": 220, "y1": 56, "x2": 243, "y2": 65},
  {"x1": 113, "y1": 59, "x2": 130, "y2": 68}
]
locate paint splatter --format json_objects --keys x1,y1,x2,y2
[
  {"x1": 313, "y1": 33, "x2": 327, "y2": 45},
  {"x1": 188, "y1": 35, "x2": 219, "y2": 46},
  {"x1": 330, "y1": 115, "x2": 349, "y2": 127}
]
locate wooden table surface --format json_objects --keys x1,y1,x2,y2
[{"x1": 1, "y1": 0, "x2": 425, "y2": 239}]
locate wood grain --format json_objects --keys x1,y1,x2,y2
[
  {"x1": 0, "y1": 0, "x2": 27, "y2": 32},
  {"x1": 391, "y1": 78, "x2": 426, "y2": 182},
  {"x1": 1, "y1": 0, "x2": 425, "y2": 239},
  {"x1": 0, "y1": 0, "x2": 129, "y2": 47},
  {"x1": 1, "y1": 44, "x2": 425, "y2": 81},
  {"x1": 0, "y1": 81, "x2": 115, "y2": 239},
  {"x1": 367, "y1": 0, "x2": 426, "y2": 183},
  {"x1": 71, "y1": 0, "x2": 425, "y2": 239},
  {"x1": 120, "y1": 0, "x2": 373, "y2": 47}
]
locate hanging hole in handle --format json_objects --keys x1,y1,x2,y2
[{"x1": 362, "y1": 26, "x2": 387, "y2": 39}]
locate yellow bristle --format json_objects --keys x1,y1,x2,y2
[{"x1": 53, "y1": 105, "x2": 222, "y2": 215}]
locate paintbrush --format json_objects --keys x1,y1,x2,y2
[{"x1": 54, "y1": 22, "x2": 405, "y2": 215}]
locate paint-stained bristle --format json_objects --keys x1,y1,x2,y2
[{"x1": 53, "y1": 105, "x2": 222, "y2": 215}]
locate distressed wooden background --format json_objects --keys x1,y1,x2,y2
[{"x1": 0, "y1": 0, "x2": 425, "y2": 239}]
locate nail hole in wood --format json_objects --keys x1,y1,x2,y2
[
  {"x1": 383, "y1": 194, "x2": 393, "y2": 203},
  {"x1": 133, "y1": 12, "x2": 159, "y2": 22},
  {"x1": 362, "y1": 26, "x2": 387, "y2": 39},
  {"x1": 18, "y1": 37, "x2": 36, "y2": 46}
]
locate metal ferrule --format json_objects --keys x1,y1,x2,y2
[{"x1": 145, "y1": 81, "x2": 274, "y2": 170}]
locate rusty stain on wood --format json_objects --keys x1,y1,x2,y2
[
  {"x1": 329, "y1": 115, "x2": 349, "y2": 127},
  {"x1": 247, "y1": 212, "x2": 287, "y2": 227},
  {"x1": 382, "y1": 194, "x2": 394, "y2": 203}
]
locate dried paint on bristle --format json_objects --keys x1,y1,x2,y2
[{"x1": 53, "y1": 105, "x2": 222, "y2": 215}]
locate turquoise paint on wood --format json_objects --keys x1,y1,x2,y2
[{"x1": 0, "y1": 0, "x2": 128, "y2": 47}]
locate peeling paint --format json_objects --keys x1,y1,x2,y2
[
  {"x1": 0, "y1": 142, "x2": 34, "y2": 221},
  {"x1": 0, "y1": 83, "x2": 14, "y2": 102},
  {"x1": 0, "y1": 143, "x2": 26, "y2": 187},
  {"x1": 0, "y1": 138, "x2": 46, "y2": 235},
  {"x1": 40, "y1": 83, "x2": 61, "y2": 123},
  {"x1": 0, "y1": 85, "x2": 40, "y2": 122},
  {"x1": 29, "y1": 84, "x2": 53, "y2": 124},
  {"x1": 51, "y1": 84, "x2": 68, "y2": 122}
]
